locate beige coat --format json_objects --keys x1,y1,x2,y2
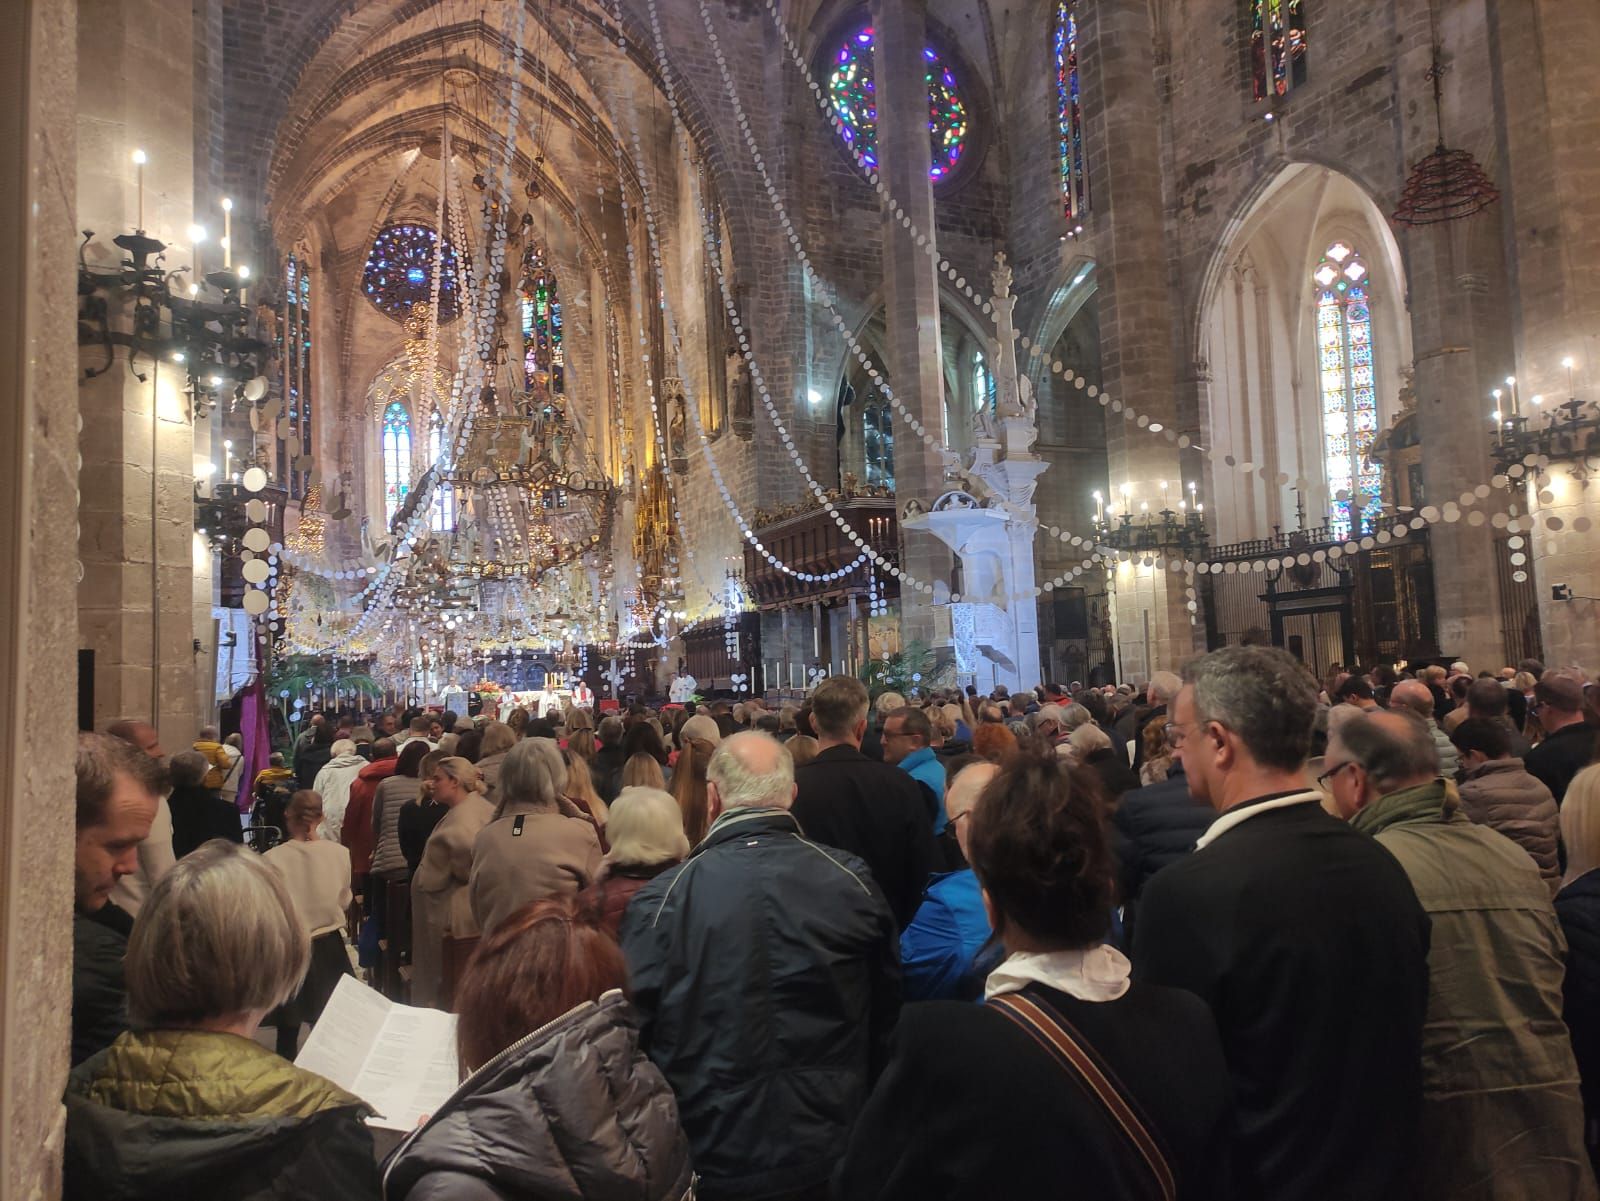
[
  {"x1": 468, "y1": 800, "x2": 603, "y2": 938},
  {"x1": 409, "y1": 795, "x2": 494, "y2": 1008}
]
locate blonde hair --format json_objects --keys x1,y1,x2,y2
[
  {"x1": 786, "y1": 734, "x2": 820, "y2": 767},
  {"x1": 285, "y1": 789, "x2": 324, "y2": 832},
  {"x1": 1562, "y1": 765, "x2": 1600, "y2": 887},
  {"x1": 126, "y1": 841, "x2": 308, "y2": 1027},
  {"x1": 563, "y1": 749, "x2": 607, "y2": 822},
  {"x1": 434, "y1": 756, "x2": 483, "y2": 796},
  {"x1": 874, "y1": 691, "x2": 907, "y2": 718},
  {"x1": 480, "y1": 721, "x2": 517, "y2": 758},
  {"x1": 622, "y1": 752, "x2": 665, "y2": 791},
  {"x1": 330, "y1": 738, "x2": 357, "y2": 758},
  {"x1": 605, "y1": 787, "x2": 690, "y2": 868}
]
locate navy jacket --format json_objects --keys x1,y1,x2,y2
[
  {"x1": 620, "y1": 807, "x2": 901, "y2": 1201},
  {"x1": 792, "y1": 745, "x2": 936, "y2": 929},
  {"x1": 1557, "y1": 869, "x2": 1600, "y2": 1123},
  {"x1": 1112, "y1": 766, "x2": 1213, "y2": 913}
]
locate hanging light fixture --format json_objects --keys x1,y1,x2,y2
[{"x1": 1393, "y1": 32, "x2": 1497, "y2": 227}]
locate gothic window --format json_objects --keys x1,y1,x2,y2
[
  {"x1": 428, "y1": 410, "x2": 455, "y2": 531},
  {"x1": 826, "y1": 26, "x2": 970, "y2": 182},
  {"x1": 1250, "y1": 0, "x2": 1307, "y2": 102},
  {"x1": 519, "y1": 243, "x2": 564, "y2": 399},
  {"x1": 864, "y1": 400, "x2": 895, "y2": 489},
  {"x1": 362, "y1": 223, "x2": 460, "y2": 321},
  {"x1": 282, "y1": 253, "x2": 314, "y2": 498},
  {"x1": 972, "y1": 350, "x2": 996, "y2": 413},
  {"x1": 382, "y1": 401, "x2": 412, "y2": 525},
  {"x1": 1054, "y1": 0, "x2": 1087, "y2": 222},
  {"x1": 1313, "y1": 241, "x2": 1379, "y2": 539}
]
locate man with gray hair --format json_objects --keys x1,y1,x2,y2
[
  {"x1": 1326, "y1": 709, "x2": 1593, "y2": 1198},
  {"x1": 1134, "y1": 646, "x2": 1430, "y2": 1201},
  {"x1": 621, "y1": 731, "x2": 899, "y2": 1201}
]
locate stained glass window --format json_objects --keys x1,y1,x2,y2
[
  {"x1": 1054, "y1": 1, "x2": 1087, "y2": 221},
  {"x1": 1313, "y1": 241, "x2": 1379, "y2": 539},
  {"x1": 972, "y1": 350, "x2": 996, "y2": 413},
  {"x1": 428, "y1": 410, "x2": 455, "y2": 531},
  {"x1": 362, "y1": 224, "x2": 460, "y2": 321},
  {"x1": 1250, "y1": 0, "x2": 1307, "y2": 101},
  {"x1": 864, "y1": 400, "x2": 895, "y2": 489},
  {"x1": 282, "y1": 253, "x2": 313, "y2": 498},
  {"x1": 382, "y1": 401, "x2": 412, "y2": 525},
  {"x1": 519, "y1": 242, "x2": 564, "y2": 399},
  {"x1": 827, "y1": 27, "x2": 970, "y2": 181}
]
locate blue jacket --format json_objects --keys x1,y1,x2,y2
[
  {"x1": 898, "y1": 747, "x2": 948, "y2": 833},
  {"x1": 900, "y1": 870, "x2": 997, "y2": 1001}
]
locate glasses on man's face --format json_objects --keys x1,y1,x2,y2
[
  {"x1": 1163, "y1": 722, "x2": 1186, "y2": 749},
  {"x1": 1317, "y1": 761, "x2": 1356, "y2": 788}
]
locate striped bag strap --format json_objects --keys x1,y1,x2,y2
[{"x1": 987, "y1": 991, "x2": 1177, "y2": 1201}]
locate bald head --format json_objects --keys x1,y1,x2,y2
[
  {"x1": 1332, "y1": 710, "x2": 1440, "y2": 795},
  {"x1": 946, "y1": 761, "x2": 999, "y2": 823},
  {"x1": 706, "y1": 731, "x2": 796, "y2": 812},
  {"x1": 1389, "y1": 679, "x2": 1435, "y2": 721}
]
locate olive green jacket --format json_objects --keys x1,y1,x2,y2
[
  {"x1": 1354, "y1": 781, "x2": 1597, "y2": 1201},
  {"x1": 65, "y1": 1029, "x2": 379, "y2": 1200}
]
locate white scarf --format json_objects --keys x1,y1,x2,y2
[{"x1": 984, "y1": 945, "x2": 1132, "y2": 1003}]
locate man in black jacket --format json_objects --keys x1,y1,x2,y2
[
  {"x1": 621, "y1": 732, "x2": 900, "y2": 1201},
  {"x1": 791, "y1": 676, "x2": 936, "y2": 929},
  {"x1": 1134, "y1": 646, "x2": 1430, "y2": 1201},
  {"x1": 1526, "y1": 671, "x2": 1598, "y2": 804},
  {"x1": 72, "y1": 732, "x2": 165, "y2": 1065}
]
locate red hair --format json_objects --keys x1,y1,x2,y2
[
  {"x1": 453, "y1": 895, "x2": 626, "y2": 1071},
  {"x1": 973, "y1": 722, "x2": 1018, "y2": 764}
]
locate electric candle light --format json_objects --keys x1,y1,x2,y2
[
  {"x1": 221, "y1": 198, "x2": 232, "y2": 267},
  {"x1": 188, "y1": 224, "x2": 207, "y2": 289},
  {"x1": 1160, "y1": 479, "x2": 1170, "y2": 508},
  {"x1": 1563, "y1": 356, "x2": 1576, "y2": 395},
  {"x1": 1505, "y1": 375, "x2": 1519, "y2": 417},
  {"x1": 1092, "y1": 489, "x2": 1103, "y2": 522},
  {"x1": 131, "y1": 149, "x2": 147, "y2": 229}
]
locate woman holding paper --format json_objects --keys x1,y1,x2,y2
[
  {"x1": 64, "y1": 841, "x2": 378, "y2": 1200},
  {"x1": 382, "y1": 895, "x2": 693, "y2": 1201},
  {"x1": 265, "y1": 790, "x2": 355, "y2": 1057},
  {"x1": 411, "y1": 757, "x2": 494, "y2": 1008}
]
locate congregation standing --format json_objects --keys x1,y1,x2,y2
[{"x1": 65, "y1": 649, "x2": 1600, "y2": 1199}]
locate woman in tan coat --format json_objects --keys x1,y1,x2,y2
[
  {"x1": 410, "y1": 757, "x2": 493, "y2": 1008},
  {"x1": 469, "y1": 738, "x2": 604, "y2": 938}
]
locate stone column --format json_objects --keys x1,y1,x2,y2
[
  {"x1": 76, "y1": 0, "x2": 201, "y2": 742},
  {"x1": 1489, "y1": 0, "x2": 1600, "y2": 669},
  {"x1": 1079, "y1": 0, "x2": 1193, "y2": 676},
  {"x1": 3, "y1": 1, "x2": 81, "y2": 1195},
  {"x1": 870, "y1": 0, "x2": 952, "y2": 653}
]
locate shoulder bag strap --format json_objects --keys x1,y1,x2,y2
[{"x1": 988, "y1": 991, "x2": 1176, "y2": 1201}]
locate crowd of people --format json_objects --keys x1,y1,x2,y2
[{"x1": 64, "y1": 650, "x2": 1600, "y2": 1200}]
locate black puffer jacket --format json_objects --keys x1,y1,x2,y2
[
  {"x1": 619, "y1": 807, "x2": 901, "y2": 1201},
  {"x1": 383, "y1": 992, "x2": 693, "y2": 1201},
  {"x1": 1111, "y1": 765, "x2": 1213, "y2": 923},
  {"x1": 1557, "y1": 870, "x2": 1600, "y2": 1125}
]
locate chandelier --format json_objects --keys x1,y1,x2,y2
[{"x1": 1393, "y1": 46, "x2": 1497, "y2": 227}]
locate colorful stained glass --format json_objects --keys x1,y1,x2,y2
[
  {"x1": 1054, "y1": 1, "x2": 1087, "y2": 221},
  {"x1": 519, "y1": 242, "x2": 564, "y2": 398},
  {"x1": 1313, "y1": 244, "x2": 1381, "y2": 538},
  {"x1": 283, "y1": 253, "x2": 314, "y2": 498},
  {"x1": 382, "y1": 401, "x2": 412, "y2": 525},
  {"x1": 1250, "y1": 0, "x2": 1308, "y2": 101},
  {"x1": 826, "y1": 26, "x2": 970, "y2": 181},
  {"x1": 362, "y1": 224, "x2": 460, "y2": 321}
]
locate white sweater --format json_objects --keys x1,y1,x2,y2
[{"x1": 265, "y1": 838, "x2": 353, "y2": 936}]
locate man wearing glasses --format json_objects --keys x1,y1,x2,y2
[{"x1": 1133, "y1": 646, "x2": 1430, "y2": 1201}]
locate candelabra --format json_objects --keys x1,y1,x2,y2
[
  {"x1": 1489, "y1": 384, "x2": 1600, "y2": 476},
  {"x1": 1091, "y1": 505, "x2": 1210, "y2": 557}
]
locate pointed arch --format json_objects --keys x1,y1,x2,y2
[{"x1": 381, "y1": 400, "x2": 412, "y2": 524}]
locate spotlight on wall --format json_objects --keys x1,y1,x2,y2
[{"x1": 807, "y1": 389, "x2": 823, "y2": 406}]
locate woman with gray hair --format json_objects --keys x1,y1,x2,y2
[
  {"x1": 311, "y1": 737, "x2": 366, "y2": 844},
  {"x1": 64, "y1": 841, "x2": 377, "y2": 1199},
  {"x1": 581, "y1": 787, "x2": 690, "y2": 936},
  {"x1": 469, "y1": 737, "x2": 603, "y2": 937}
]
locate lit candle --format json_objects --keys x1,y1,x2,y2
[
  {"x1": 238, "y1": 263, "x2": 250, "y2": 306},
  {"x1": 1505, "y1": 375, "x2": 1518, "y2": 417},
  {"x1": 221, "y1": 198, "x2": 233, "y2": 267},
  {"x1": 1160, "y1": 479, "x2": 1170, "y2": 508},
  {"x1": 131, "y1": 149, "x2": 147, "y2": 230},
  {"x1": 1563, "y1": 356, "x2": 1576, "y2": 397},
  {"x1": 1093, "y1": 490, "x2": 1104, "y2": 522}
]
